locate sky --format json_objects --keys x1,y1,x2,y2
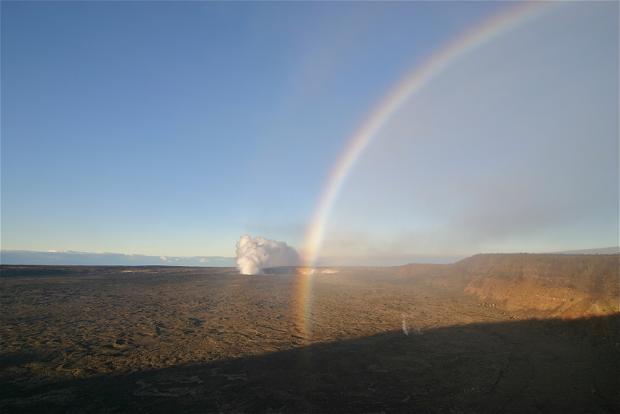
[{"x1": 1, "y1": 1, "x2": 618, "y2": 264}]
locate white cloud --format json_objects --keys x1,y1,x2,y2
[{"x1": 236, "y1": 235, "x2": 300, "y2": 275}]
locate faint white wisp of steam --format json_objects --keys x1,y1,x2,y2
[
  {"x1": 402, "y1": 314, "x2": 423, "y2": 336},
  {"x1": 235, "y1": 235, "x2": 300, "y2": 275},
  {"x1": 401, "y1": 314, "x2": 409, "y2": 336}
]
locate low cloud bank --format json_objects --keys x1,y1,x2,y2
[
  {"x1": 236, "y1": 235, "x2": 300, "y2": 275},
  {"x1": 0, "y1": 250, "x2": 235, "y2": 267}
]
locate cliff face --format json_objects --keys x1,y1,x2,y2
[
  {"x1": 460, "y1": 254, "x2": 619, "y2": 317},
  {"x1": 398, "y1": 254, "x2": 619, "y2": 317}
]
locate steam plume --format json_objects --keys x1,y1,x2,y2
[{"x1": 236, "y1": 235, "x2": 300, "y2": 275}]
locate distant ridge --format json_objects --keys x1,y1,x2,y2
[
  {"x1": 554, "y1": 246, "x2": 620, "y2": 255},
  {"x1": 4, "y1": 247, "x2": 617, "y2": 267},
  {"x1": 0, "y1": 250, "x2": 236, "y2": 267}
]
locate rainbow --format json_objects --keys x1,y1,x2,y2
[{"x1": 294, "y1": 1, "x2": 557, "y2": 338}]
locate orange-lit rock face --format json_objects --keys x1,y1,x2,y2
[{"x1": 460, "y1": 254, "x2": 620, "y2": 317}]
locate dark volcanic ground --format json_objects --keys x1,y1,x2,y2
[{"x1": 1, "y1": 265, "x2": 618, "y2": 413}]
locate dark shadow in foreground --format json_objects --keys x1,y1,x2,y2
[{"x1": 1, "y1": 315, "x2": 619, "y2": 413}]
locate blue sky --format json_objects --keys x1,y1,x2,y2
[{"x1": 2, "y1": 1, "x2": 617, "y2": 262}]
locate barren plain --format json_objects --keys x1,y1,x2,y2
[{"x1": 1, "y1": 255, "x2": 619, "y2": 413}]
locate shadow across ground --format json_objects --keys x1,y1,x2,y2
[{"x1": 1, "y1": 314, "x2": 619, "y2": 413}]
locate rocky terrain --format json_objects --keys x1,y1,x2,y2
[{"x1": 1, "y1": 254, "x2": 618, "y2": 413}]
